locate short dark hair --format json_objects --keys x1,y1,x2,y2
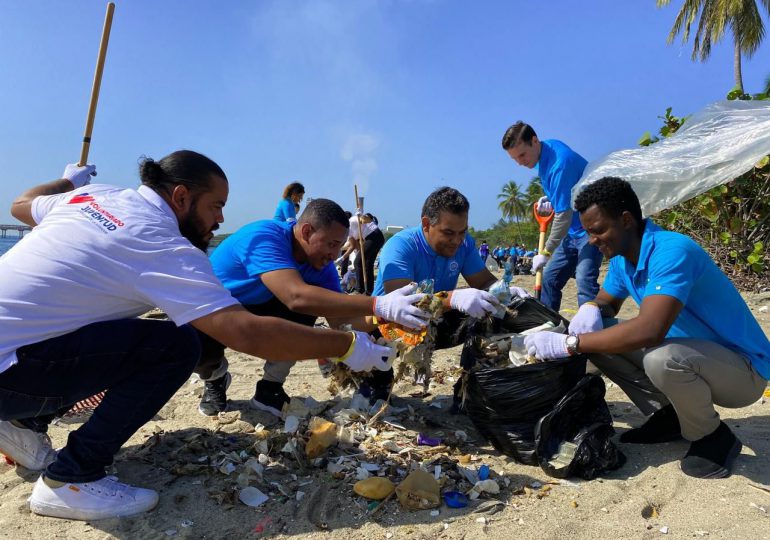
[
  {"x1": 298, "y1": 198, "x2": 349, "y2": 230},
  {"x1": 574, "y1": 177, "x2": 644, "y2": 226},
  {"x1": 501, "y1": 121, "x2": 537, "y2": 150},
  {"x1": 344, "y1": 210, "x2": 353, "y2": 220},
  {"x1": 421, "y1": 187, "x2": 470, "y2": 225},
  {"x1": 282, "y1": 182, "x2": 305, "y2": 199},
  {"x1": 139, "y1": 150, "x2": 227, "y2": 196}
]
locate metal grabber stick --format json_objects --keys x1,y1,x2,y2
[{"x1": 353, "y1": 185, "x2": 368, "y2": 293}]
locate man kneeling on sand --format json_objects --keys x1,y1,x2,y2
[{"x1": 524, "y1": 177, "x2": 769, "y2": 479}]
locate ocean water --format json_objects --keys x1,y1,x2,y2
[{"x1": 0, "y1": 236, "x2": 21, "y2": 257}]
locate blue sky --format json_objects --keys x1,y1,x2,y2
[{"x1": 1, "y1": 0, "x2": 769, "y2": 232}]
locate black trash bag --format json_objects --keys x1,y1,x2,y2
[
  {"x1": 535, "y1": 374, "x2": 626, "y2": 479},
  {"x1": 496, "y1": 296, "x2": 568, "y2": 334},
  {"x1": 464, "y1": 358, "x2": 587, "y2": 465}
]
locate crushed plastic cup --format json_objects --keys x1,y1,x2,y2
[{"x1": 442, "y1": 491, "x2": 469, "y2": 508}]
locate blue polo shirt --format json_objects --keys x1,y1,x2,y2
[
  {"x1": 538, "y1": 139, "x2": 588, "y2": 237},
  {"x1": 210, "y1": 220, "x2": 341, "y2": 305},
  {"x1": 372, "y1": 226, "x2": 486, "y2": 295},
  {"x1": 273, "y1": 198, "x2": 296, "y2": 223},
  {"x1": 603, "y1": 220, "x2": 770, "y2": 380}
]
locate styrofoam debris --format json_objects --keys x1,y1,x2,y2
[{"x1": 239, "y1": 487, "x2": 269, "y2": 507}]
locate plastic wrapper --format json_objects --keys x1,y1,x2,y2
[
  {"x1": 487, "y1": 279, "x2": 511, "y2": 318},
  {"x1": 573, "y1": 100, "x2": 770, "y2": 217},
  {"x1": 395, "y1": 470, "x2": 440, "y2": 510},
  {"x1": 535, "y1": 375, "x2": 626, "y2": 480}
]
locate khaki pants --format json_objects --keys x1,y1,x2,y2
[{"x1": 590, "y1": 338, "x2": 766, "y2": 440}]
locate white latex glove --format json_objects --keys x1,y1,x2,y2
[
  {"x1": 449, "y1": 288, "x2": 500, "y2": 318},
  {"x1": 62, "y1": 163, "x2": 96, "y2": 189},
  {"x1": 509, "y1": 286, "x2": 532, "y2": 299},
  {"x1": 336, "y1": 331, "x2": 395, "y2": 372},
  {"x1": 374, "y1": 283, "x2": 431, "y2": 330},
  {"x1": 536, "y1": 196, "x2": 553, "y2": 216},
  {"x1": 523, "y1": 332, "x2": 569, "y2": 361},
  {"x1": 568, "y1": 303, "x2": 603, "y2": 335},
  {"x1": 531, "y1": 254, "x2": 550, "y2": 274}
]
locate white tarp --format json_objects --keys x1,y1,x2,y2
[{"x1": 572, "y1": 100, "x2": 770, "y2": 217}]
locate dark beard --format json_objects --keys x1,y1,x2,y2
[{"x1": 179, "y1": 200, "x2": 215, "y2": 252}]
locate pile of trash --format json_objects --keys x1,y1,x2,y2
[{"x1": 129, "y1": 391, "x2": 515, "y2": 520}]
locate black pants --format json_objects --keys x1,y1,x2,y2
[
  {"x1": 194, "y1": 296, "x2": 317, "y2": 380},
  {"x1": 355, "y1": 228, "x2": 385, "y2": 296}
]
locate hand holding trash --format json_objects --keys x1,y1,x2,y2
[
  {"x1": 62, "y1": 163, "x2": 96, "y2": 189},
  {"x1": 449, "y1": 288, "x2": 500, "y2": 318},
  {"x1": 536, "y1": 196, "x2": 553, "y2": 216},
  {"x1": 336, "y1": 331, "x2": 395, "y2": 372},
  {"x1": 523, "y1": 331, "x2": 569, "y2": 361},
  {"x1": 568, "y1": 302, "x2": 603, "y2": 335},
  {"x1": 374, "y1": 283, "x2": 431, "y2": 330},
  {"x1": 509, "y1": 285, "x2": 532, "y2": 299},
  {"x1": 531, "y1": 253, "x2": 550, "y2": 274}
]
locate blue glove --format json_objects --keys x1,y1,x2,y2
[
  {"x1": 523, "y1": 332, "x2": 569, "y2": 361},
  {"x1": 568, "y1": 303, "x2": 603, "y2": 335}
]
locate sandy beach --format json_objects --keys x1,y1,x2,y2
[{"x1": 1, "y1": 270, "x2": 769, "y2": 540}]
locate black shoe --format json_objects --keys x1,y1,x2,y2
[
  {"x1": 250, "y1": 380, "x2": 290, "y2": 418},
  {"x1": 681, "y1": 422, "x2": 742, "y2": 479},
  {"x1": 619, "y1": 404, "x2": 682, "y2": 444},
  {"x1": 198, "y1": 373, "x2": 232, "y2": 416}
]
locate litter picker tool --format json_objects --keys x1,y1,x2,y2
[
  {"x1": 354, "y1": 185, "x2": 368, "y2": 293},
  {"x1": 78, "y1": 2, "x2": 115, "y2": 166},
  {"x1": 533, "y1": 202, "x2": 555, "y2": 301}
]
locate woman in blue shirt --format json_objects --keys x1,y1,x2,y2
[{"x1": 274, "y1": 182, "x2": 305, "y2": 223}]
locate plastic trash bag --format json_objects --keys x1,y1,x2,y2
[
  {"x1": 535, "y1": 375, "x2": 626, "y2": 480},
  {"x1": 496, "y1": 296, "x2": 567, "y2": 334},
  {"x1": 573, "y1": 100, "x2": 770, "y2": 217},
  {"x1": 464, "y1": 358, "x2": 587, "y2": 465}
]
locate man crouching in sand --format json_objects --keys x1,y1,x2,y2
[{"x1": 524, "y1": 177, "x2": 769, "y2": 478}]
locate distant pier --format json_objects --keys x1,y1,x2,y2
[{"x1": 0, "y1": 225, "x2": 32, "y2": 238}]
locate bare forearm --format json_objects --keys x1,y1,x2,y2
[
  {"x1": 578, "y1": 317, "x2": 664, "y2": 355},
  {"x1": 284, "y1": 286, "x2": 375, "y2": 317},
  {"x1": 11, "y1": 178, "x2": 74, "y2": 226},
  {"x1": 226, "y1": 315, "x2": 353, "y2": 360}
]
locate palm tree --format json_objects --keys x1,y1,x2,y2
[
  {"x1": 657, "y1": 0, "x2": 770, "y2": 93},
  {"x1": 525, "y1": 177, "x2": 544, "y2": 221},
  {"x1": 497, "y1": 180, "x2": 527, "y2": 241}
]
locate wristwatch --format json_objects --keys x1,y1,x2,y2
[{"x1": 565, "y1": 334, "x2": 580, "y2": 356}]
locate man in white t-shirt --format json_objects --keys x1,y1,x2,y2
[{"x1": 0, "y1": 150, "x2": 393, "y2": 522}]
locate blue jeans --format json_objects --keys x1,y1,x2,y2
[
  {"x1": 0, "y1": 319, "x2": 200, "y2": 483},
  {"x1": 540, "y1": 233, "x2": 602, "y2": 311}
]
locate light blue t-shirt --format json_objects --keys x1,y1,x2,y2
[
  {"x1": 602, "y1": 219, "x2": 770, "y2": 380},
  {"x1": 537, "y1": 139, "x2": 588, "y2": 237},
  {"x1": 372, "y1": 226, "x2": 486, "y2": 296},
  {"x1": 210, "y1": 220, "x2": 341, "y2": 305},
  {"x1": 273, "y1": 198, "x2": 297, "y2": 223}
]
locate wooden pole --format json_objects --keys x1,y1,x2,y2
[
  {"x1": 78, "y1": 3, "x2": 115, "y2": 166},
  {"x1": 354, "y1": 185, "x2": 368, "y2": 294}
]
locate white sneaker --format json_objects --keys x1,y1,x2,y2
[
  {"x1": 29, "y1": 475, "x2": 159, "y2": 520},
  {"x1": 0, "y1": 420, "x2": 57, "y2": 471}
]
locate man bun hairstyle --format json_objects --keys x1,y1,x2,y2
[
  {"x1": 298, "y1": 198, "x2": 349, "y2": 230},
  {"x1": 139, "y1": 150, "x2": 226, "y2": 196},
  {"x1": 421, "y1": 187, "x2": 470, "y2": 225},
  {"x1": 501, "y1": 121, "x2": 537, "y2": 150},
  {"x1": 574, "y1": 176, "x2": 643, "y2": 226}
]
